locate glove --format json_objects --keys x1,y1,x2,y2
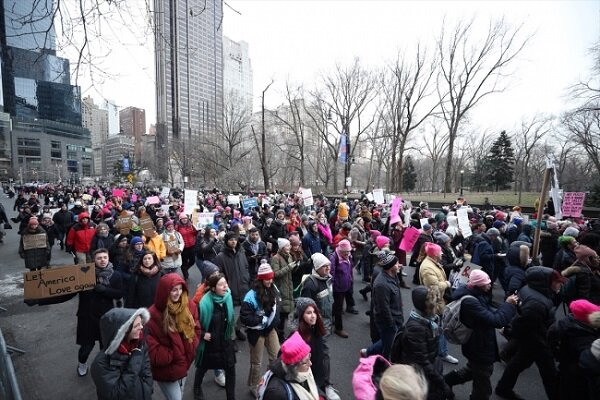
[{"x1": 95, "y1": 284, "x2": 107, "y2": 293}]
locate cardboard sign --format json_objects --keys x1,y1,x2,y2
[
  {"x1": 161, "y1": 187, "x2": 171, "y2": 198},
  {"x1": 242, "y1": 197, "x2": 258, "y2": 211},
  {"x1": 139, "y1": 216, "x2": 155, "y2": 236},
  {"x1": 24, "y1": 263, "x2": 96, "y2": 300},
  {"x1": 562, "y1": 192, "x2": 586, "y2": 217},
  {"x1": 115, "y1": 211, "x2": 133, "y2": 235},
  {"x1": 145, "y1": 196, "x2": 160, "y2": 205},
  {"x1": 373, "y1": 189, "x2": 385, "y2": 205},
  {"x1": 449, "y1": 261, "x2": 482, "y2": 289},
  {"x1": 389, "y1": 197, "x2": 403, "y2": 225},
  {"x1": 227, "y1": 195, "x2": 240, "y2": 206},
  {"x1": 22, "y1": 233, "x2": 47, "y2": 250},
  {"x1": 399, "y1": 226, "x2": 420, "y2": 252}
]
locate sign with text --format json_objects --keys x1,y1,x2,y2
[
  {"x1": 227, "y1": 195, "x2": 241, "y2": 206},
  {"x1": 184, "y1": 190, "x2": 198, "y2": 214},
  {"x1": 373, "y1": 189, "x2": 385, "y2": 205},
  {"x1": 399, "y1": 226, "x2": 420, "y2": 252},
  {"x1": 115, "y1": 211, "x2": 133, "y2": 235},
  {"x1": 456, "y1": 208, "x2": 472, "y2": 238},
  {"x1": 22, "y1": 233, "x2": 47, "y2": 250},
  {"x1": 139, "y1": 216, "x2": 155, "y2": 236},
  {"x1": 112, "y1": 189, "x2": 124, "y2": 198},
  {"x1": 145, "y1": 196, "x2": 160, "y2": 206},
  {"x1": 299, "y1": 187, "x2": 314, "y2": 207},
  {"x1": 242, "y1": 197, "x2": 258, "y2": 211},
  {"x1": 562, "y1": 192, "x2": 586, "y2": 217},
  {"x1": 449, "y1": 261, "x2": 482, "y2": 289},
  {"x1": 161, "y1": 187, "x2": 171, "y2": 198},
  {"x1": 389, "y1": 198, "x2": 403, "y2": 225},
  {"x1": 197, "y1": 212, "x2": 216, "y2": 228},
  {"x1": 24, "y1": 263, "x2": 96, "y2": 300}
]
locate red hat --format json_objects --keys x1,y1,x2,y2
[
  {"x1": 281, "y1": 331, "x2": 311, "y2": 365},
  {"x1": 256, "y1": 262, "x2": 274, "y2": 281}
]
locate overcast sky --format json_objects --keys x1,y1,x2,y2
[{"x1": 74, "y1": 0, "x2": 599, "y2": 133}]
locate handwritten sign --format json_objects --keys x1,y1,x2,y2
[
  {"x1": 24, "y1": 263, "x2": 96, "y2": 300},
  {"x1": 399, "y1": 226, "x2": 420, "y2": 252},
  {"x1": 449, "y1": 261, "x2": 482, "y2": 289},
  {"x1": 197, "y1": 212, "x2": 216, "y2": 228},
  {"x1": 389, "y1": 198, "x2": 403, "y2": 225},
  {"x1": 456, "y1": 208, "x2": 472, "y2": 238},
  {"x1": 112, "y1": 189, "x2": 124, "y2": 198},
  {"x1": 562, "y1": 192, "x2": 586, "y2": 217},
  {"x1": 82, "y1": 194, "x2": 92, "y2": 201},
  {"x1": 22, "y1": 233, "x2": 47, "y2": 250},
  {"x1": 227, "y1": 195, "x2": 240, "y2": 206},
  {"x1": 145, "y1": 196, "x2": 160, "y2": 205},
  {"x1": 161, "y1": 187, "x2": 171, "y2": 198},
  {"x1": 164, "y1": 235, "x2": 180, "y2": 253},
  {"x1": 184, "y1": 190, "x2": 198, "y2": 214},
  {"x1": 115, "y1": 211, "x2": 133, "y2": 235},
  {"x1": 373, "y1": 189, "x2": 385, "y2": 205},
  {"x1": 139, "y1": 216, "x2": 155, "y2": 236},
  {"x1": 366, "y1": 193, "x2": 374, "y2": 202},
  {"x1": 299, "y1": 187, "x2": 314, "y2": 207}
]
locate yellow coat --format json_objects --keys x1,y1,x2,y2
[
  {"x1": 419, "y1": 256, "x2": 449, "y2": 309},
  {"x1": 145, "y1": 234, "x2": 166, "y2": 261}
]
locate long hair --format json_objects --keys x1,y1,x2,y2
[
  {"x1": 252, "y1": 279, "x2": 276, "y2": 315},
  {"x1": 297, "y1": 304, "x2": 326, "y2": 341}
]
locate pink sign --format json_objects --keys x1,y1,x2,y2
[
  {"x1": 562, "y1": 192, "x2": 586, "y2": 217},
  {"x1": 389, "y1": 197, "x2": 403, "y2": 225},
  {"x1": 145, "y1": 196, "x2": 160, "y2": 205},
  {"x1": 399, "y1": 226, "x2": 420, "y2": 252},
  {"x1": 131, "y1": 194, "x2": 138, "y2": 202},
  {"x1": 112, "y1": 189, "x2": 124, "y2": 198}
]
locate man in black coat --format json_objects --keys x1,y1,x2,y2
[
  {"x1": 444, "y1": 270, "x2": 518, "y2": 400},
  {"x1": 495, "y1": 266, "x2": 562, "y2": 400},
  {"x1": 242, "y1": 227, "x2": 269, "y2": 282}
]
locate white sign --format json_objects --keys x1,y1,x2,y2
[
  {"x1": 299, "y1": 187, "x2": 314, "y2": 207},
  {"x1": 161, "y1": 187, "x2": 171, "y2": 198},
  {"x1": 262, "y1": 198, "x2": 270, "y2": 207},
  {"x1": 404, "y1": 209, "x2": 411, "y2": 226},
  {"x1": 456, "y1": 208, "x2": 472, "y2": 238},
  {"x1": 366, "y1": 193, "x2": 374, "y2": 202},
  {"x1": 373, "y1": 188, "x2": 385, "y2": 205},
  {"x1": 420, "y1": 218, "x2": 429, "y2": 230},
  {"x1": 227, "y1": 195, "x2": 240, "y2": 206},
  {"x1": 197, "y1": 212, "x2": 215, "y2": 228},
  {"x1": 161, "y1": 204, "x2": 170, "y2": 215},
  {"x1": 183, "y1": 190, "x2": 198, "y2": 214}
]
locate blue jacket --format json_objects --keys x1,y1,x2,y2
[{"x1": 302, "y1": 230, "x2": 322, "y2": 257}]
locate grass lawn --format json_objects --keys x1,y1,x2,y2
[{"x1": 399, "y1": 191, "x2": 542, "y2": 207}]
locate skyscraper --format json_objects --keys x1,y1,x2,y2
[
  {"x1": 119, "y1": 106, "x2": 146, "y2": 165},
  {"x1": 223, "y1": 36, "x2": 253, "y2": 114},
  {"x1": 154, "y1": 0, "x2": 223, "y2": 182}
]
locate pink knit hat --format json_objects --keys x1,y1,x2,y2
[
  {"x1": 375, "y1": 236, "x2": 390, "y2": 250},
  {"x1": 281, "y1": 331, "x2": 311, "y2": 365},
  {"x1": 369, "y1": 230, "x2": 382, "y2": 240},
  {"x1": 178, "y1": 212, "x2": 188, "y2": 220},
  {"x1": 338, "y1": 239, "x2": 352, "y2": 251},
  {"x1": 424, "y1": 242, "x2": 442, "y2": 257},
  {"x1": 289, "y1": 235, "x2": 301, "y2": 247},
  {"x1": 570, "y1": 299, "x2": 600, "y2": 324},
  {"x1": 468, "y1": 270, "x2": 491, "y2": 288}
]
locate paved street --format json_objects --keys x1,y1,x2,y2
[{"x1": 0, "y1": 195, "x2": 549, "y2": 399}]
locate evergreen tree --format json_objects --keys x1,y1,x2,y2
[
  {"x1": 485, "y1": 130, "x2": 515, "y2": 191},
  {"x1": 403, "y1": 156, "x2": 417, "y2": 192}
]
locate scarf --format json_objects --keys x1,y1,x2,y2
[
  {"x1": 96, "y1": 263, "x2": 114, "y2": 286},
  {"x1": 195, "y1": 288, "x2": 234, "y2": 366},
  {"x1": 409, "y1": 309, "x2": 439, "y2": 337},
  {"x1": 118, "y1": 332, "x2": 144, "y2": 355},
  {"x1": 167, "y1": 291, "x2": 196, "y2": 342},
  {"x1": 288, "y1": 369, "x2": 319, "y2": 400}
]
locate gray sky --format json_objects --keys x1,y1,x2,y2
[{"x1": 73, "y1": 0, "x2": 599, "y2": 133}]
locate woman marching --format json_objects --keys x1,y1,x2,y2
[
  {"x1": 146, "y1": 273, "x2": 200, "y2": 400},
  {"x1": 193, "y1": 273, "x2": 237, "y2": 400}
]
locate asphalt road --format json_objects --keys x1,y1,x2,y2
[{"x1": 0, "y1": 194, "x2": 548, "y2": 399}]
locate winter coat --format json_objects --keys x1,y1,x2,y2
[
  {"x1": 271, "y1": 250, "x2": 296, "y2": 313},
  {"x1": 91, "y1": 234, "x2": 116, "y2": 255},
  {"x1": 200, "y1": 238, "x2": 222, "y2": 263},
  {"x1": 91, "y1": 308, "x2": 153, "y2": 400},
  {"x1": 66, "y1": 220, "x2": 97, "y2": 253},
  {"x1": 562, "y1": 263, "x2": 600, "y2": 305},
  {"x1": 504, "y1": 244, "x2": 529, "y2": 296},
  {"x1": 263, "y1": 359, "x2": 317, "y2": 400},
  {"x1": 161, "y1": 230, "x2": 184, "y2": 270},
  {"x1": 126, "y1": 268, "x2": 162, "y2": 309},
  {"x1": 419, "y1": 256, "x2": 449, "y2": 309},
  {"x1": 553, "y1": 248, "x2": 576, "y2": 272},
  {"x1": 77, "y1": 266, "x2": 124, "y2": 346},
  {"x1": 329, "y1": 251, "x2": 353, "y2": 293},
  {"x1": 18, "y1": 226, "x2": 50, "y2": 270},
  {"x1": 511, "y1": 267, "x2": 558, "y2": 348},
  {"x1": 197, "y1": 296, "x2": 237, "y2": 370},
  {"x1": 472, "y1": 234, "x2": 497, "y2": 277},
  {"x1": 408, "y1": 233, "x2": 433, "y2": 267},
  {"x1": 302, "y1": 230, "x2": 322, "y2": 257},
  {"x1": 540, "y1": 231, "x2": 560, "y2": 268},
  {"x1": 175, "y1": 222, "x2": 197, "y2": 249},
  {"x1": 452, "y1": 285, "x2": 516, "y2": 364},
  {"x1": 214, "y1": 245, "x2": 250, "y2": 305},
  {"x1": 579, "y1": 344, "x2": 600, "y2": 398},
  {"x1": 547, "y1": 314, "x2": 600, "y2": 400},
  {"x1": 146, "y1": 274, "x2": 200, "y2": 382},
  {"x1": 267, "y1": 219, "x2": 288, "y2": 253},
  {"x1": 240, "y1": 287, "x2": 281, "y2": 346},
  {"x1": 300, "y1": 274, "x2": 334, "y2": 333},
  {"x1": 372, "y1": 270, "x2": 404, "y2": 329},
  {"x1": 52, "y1": 209, "x2": 74, "y2": 233},
  {"x1": 242, "y1": 238, "x2": 269, "y2": 281}
]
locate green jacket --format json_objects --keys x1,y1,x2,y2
[{"x1": 271, "y1": 250, "x2": 295, "y2": 313}]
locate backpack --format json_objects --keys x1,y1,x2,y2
[
  {"x1": 256, "y1": 369, "x2": 293, "y2": 400},
  {"x1": 293, "y1": 274, "x2": 314, "y2": 299},
  {"x1": 560, "y1": 274, "x2": 578, "y2": 305},
  {"x1": 442, "y1": 295, "x2": 476, "y2": 345},
  {"x1": 352, "y1": 355, "x2": 391, "y2": 400}
]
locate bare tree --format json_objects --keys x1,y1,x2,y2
[
  {"x1": 512, "y1": 115, "x2": 551, "y2": 199},
  {"x1": 250, "y1": 81, "x2": 275, "y2": 191},
  {"x1": 437, "y1": 18, "x2": 530, "y2": 193},
  {"x1": 418, "y1": 121, "x2": 450, "y2": 192},
  {"x1": 569, "y1": 41, "x2": 600, "y2": 112},
  {"x1": 561, "y1": 109, "x2": 600, "y2": 178}
]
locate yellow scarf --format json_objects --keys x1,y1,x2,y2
[{"x1": 167, "y1": 292, "x2": 196, "y2": 342}]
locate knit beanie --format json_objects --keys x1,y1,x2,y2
[
  {"x1": 558, "y1": 235, "x2": 576, "y2": 248},
  {"x1": 294, "y1": 297, "x2": 317, "y2": 320},
  {"x1": 574, "y1": 245, "x2": 598, "y2": 264},
  {"x1": 375, "y1": 236, "x2": 390, "y2": 250},
  {"x1": 433, "y1": 231, "x2": 450, "y2": 244},
  {"x1": 377, "y1": 251, "x2": 398, "y2": 270},
  {"x1": 493, "y1": 220, "x2": 506, "y2": 230},
  {"x1": 424, "y1": 242, "x2": 442, "y2": 258},
  {"x1": 486, "y1": 228, "x2": 501, "y2": 237},
  {"x1": 513, "y1": 217, "x2": 523, "y2": 226},
  {"x1": 569, "y1": 299, "x2": 600, "y2": 325},
  {"x1": 131, "y1": 237, "x2": 144, "y2": 246},
  {"x1": 165, "y1": 220, "x2": 174, "y2": 227},
  {"x1": 289, "y1": 235, "x2": 301, "y2": 247},
  {"x1": 281, "y1": 331, "x2": 311, "y2": 365},
  {"x1": 311, "y1": 252, "x2": 330, "y2": 271},
  {"x1": 277, "y1": 238, "x2": 290, "y2": 250},
  {"x1": 178, "y1": 212, "x2": 188, "y2": 220},
  {"x1": 28, "y1": 217, "x2": 39, "y2": 226},
  {"x1": 422, "y1": 223, "x2": 432, "y2": 232},
  {"x1": 369, "y1": 230, "x2": 382, "y2": 241},
  {"x1": 337, "y1": 239, "x2": 352, "y2": 252},
  {"x1": 467, "y1": 270, "x2": 491, "y2": 288},
  {"x1": 564, "y1": 226, "x2": 580, "y2": 238},
  {"x1": 338, "y1": 203, "x2": 349, "y2": 219},
  {"x1": 257, "y1": 260, "x2": 275, "y2": 280},
  {"x1": 495, "y1": 211, "x2": 507, "y2": 221}
]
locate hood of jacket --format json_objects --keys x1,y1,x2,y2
[
  {"x1": 100, "y1": 307, "x2": 150, "y2": 355},
  {"x1": 507, "y1": 244, "x2": 529, "y2": 268},
  {"x1": 153, "y1": 273, "x2": 188, "y2": 312},
  {"x1": 525, "y1": 266, "x2": 554, "y2": 291}
]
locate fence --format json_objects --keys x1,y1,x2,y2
[{"x1": 0, "y1": 327, "x2": 23, "y2": 400}]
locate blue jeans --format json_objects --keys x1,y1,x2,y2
[
  {"x1": 439, "y1": 332, "x2": 449, "y2": 357},
  {"x1": 157, "y1": 377, "x2": 186, "y2": 400},
  {"x1": 366, "y1": 322, "x2": 398, "y2": 360}
]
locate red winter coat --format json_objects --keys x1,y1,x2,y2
[
  {"x1": 176, "y1": 222, "x2": 197, "y2": 249},
  {"x1": 146, "y1": 274, "x2": 200, "y2": 382},
  {"x1": 66, "y1": 213, "x2": 97, "y2": 253}
]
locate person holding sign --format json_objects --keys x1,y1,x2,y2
[{"x1": 19, "y1": 217, "x2": 50, "y2": 270}]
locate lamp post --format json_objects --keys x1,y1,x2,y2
[{"x1": 460, "y1": 170, "x2": 464, "y2": 196}]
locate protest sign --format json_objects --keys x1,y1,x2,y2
[
  {"x1": 197, "y1": 212, "x2": 215, "y2": 228},
  {"x1": 242, "y1": 197, "x2": 258, "y2": 212},
  {"x1": 389, "y1": 197, "x2": 403, "y2": 225},
  {"x1": 139, "y1": 216, "x2": 155, "y2": 236},
  {"x1": 449, "y1": 261, "x2": 481, "y2": 289},
  {"x1": 399, "y1": 226, "x2": 420, "y2": 252},
  {"x1": 161, "y1": 187, "x2": 171, "y2": 198},
  {"x1": 145, "y1": 196, "x2": 160, "y2": 205},
  {"x1": 22, "y1": 233, "x2": 47, "y2": 250},
  {"x1": 456, "y1": 208, "x2": 472, "y2": 238},
  {"x1": 24, "y1": 263, "x2": 96, "y2": 300},
  {"x1": 262, "y1": 198, "x2": 270, "y2": 207},
  {"x1": 161, "y1": 204, "x2": 170, "y2": 215},
  {"x1": 184, "y1": 190, "x2": 198, "y2": 214},
  {"x1": 562, "y1": 192, "x2": 586, "y2": 217},
  {"x1": 420, "y1": 218, "x2": 429, "y2": 230},
  {"x1": 112, "y1": 189, "x2": 124, "y2": 198},
  {"x1": 115, "y1": 211, "x2": 133, "y2": 235},
  {"x1": 82, "y1": 194, "x2": 92, "y2": 201},
  {"x1": 373, "y1": 189, "x2": 385, "y2": 205},
  {"x1": 227, "y1": 195, "x2": 241, "y2": 206},
  {"x1": 299, "y1": 188, "x2": 314, "y2": 207},
  {"x1": 366, "y1": 193, "x2": 374, "y2": 202}
]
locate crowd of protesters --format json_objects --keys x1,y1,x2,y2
[{"x1": 7, "y1": 182, "x2": 600, "y2": 400}]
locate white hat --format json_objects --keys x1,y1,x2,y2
[
  {"x1": 277, "y1": 238, "x2": 290, "y2": 249},
  {"x1": 311, "y1": 252, "x2": 330, "y2": 270}
]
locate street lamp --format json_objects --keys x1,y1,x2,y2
[{"x1": 460, "y1": 170, "x2": 464, "y2": 196}]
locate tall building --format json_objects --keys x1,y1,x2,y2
[
  {"x1": 0, "y1": 0, "x2": 92, "y2": 182},
  {"x1": 119, "y1": 106, "x2": 146, "y2": 165},
  {"x1": 102, "y1": 134, "x2": 135, "y2": 177},
  {"x1": 103, "y1": 99, "x2": 120, "y2": 136},
  {"x1": 223, "y1": 36, "x2": 253, "y2": 114},
  {"x1": 154, "y1": 0, "x2": 223, "y2": 182},
  {"x1": 82, "y1": 96, "x2": 109, "y2": 147}
]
